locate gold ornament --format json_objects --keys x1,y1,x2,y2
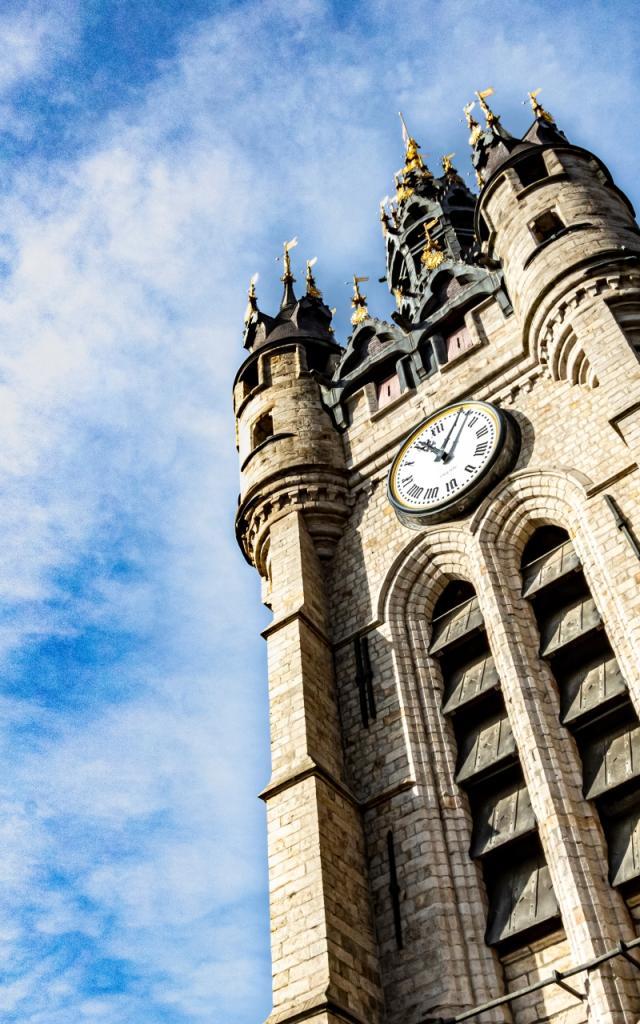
[
  {"x1": 350, "y1": 275, "x2": 369, "y2": 325},
  {"x1": 305, "y1": 257, "x2": 321, "y2": 298},
  {"x1": 529, "y1": 88, "x2": 555, "y2": 125},
  {"x1": 421, "y1": 218, "x2": 445, "y2": 271},
  {"x1": 244, "y1": 272, "x2": 259, "y2": 324}
]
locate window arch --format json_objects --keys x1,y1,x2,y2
[
  {"x1": 252, "y1": 411, "x2": 274, "y2": 449},
  {"x1": 430, "y1": 578, "x2": 559, "y2": 946},
  {"x1": 521, "y1": 525, "x2": 640, "y2": 889}
]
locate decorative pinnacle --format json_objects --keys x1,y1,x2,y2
[
  {"x1": 380, "y1": 198, "x2": 392, "y2": 236},
  {"x1": 350, "y1": 275, "x2": 369, "y2": 326},
  {"x1": 463, "y1": 101, "x2": 482, "y2": 147},
  {"x1": 476, "y1": 87, "x2": 498, "y2": 126},
  {"x1": 280, "y1": 236, "x2": 298, "y2": 283},
  {"x1": 395, "y1": 111, "x2": 432, "y2": 203},
  {"x1": 441, "y1": 153, "x2": 457, "y2": 177},
  {"x1": 421, "y1": 218, "x2": 445, "y2": 271},
  {"x1": 305, "y1": 256, "x2": 322, "y2": 298},
  {"x1": 277, "y1": 236, "x2": 298, "y2": 308},
  {"x1": 529, "y1": 88, "x2": 555, "y2": 125},
  {"x1": 244, "y1": 272, "x2": 259, "y2": 324}
]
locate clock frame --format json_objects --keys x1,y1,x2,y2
[{"x1": 387, "y1": 400, "x2": 520, "y2": 528}]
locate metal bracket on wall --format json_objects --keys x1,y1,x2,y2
[
  {"x1": 604, "y1": 493, "x2": 640, "y2": 561},
  {"x1": 421, "y1": 936, "x2": 640, "y2": 1023}
]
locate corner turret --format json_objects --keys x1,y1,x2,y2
[
  {"x1": 234, "y1": 249, "x2": 347, "y2": 581},
  {"x1": 471, "y1": 88, "x2": 640, "y2": 379}
]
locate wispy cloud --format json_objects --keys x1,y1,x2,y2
[{"x1": 0, "y1": 1, "x2": 638, "y2": 1021}]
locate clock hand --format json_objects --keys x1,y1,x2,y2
[
  {"x1": 415, "y1": 438, "x2": 447, "y2": 459},
  {"x1": 436, "y1": 409, "x2": 462, "y2": 462},
  {"x1": 443, "y1": 411, "x2": 469, "y2": 462}
]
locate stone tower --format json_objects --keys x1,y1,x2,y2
[{"x1": 233, "y1": 92, "x2": 640, "y2": 1024}]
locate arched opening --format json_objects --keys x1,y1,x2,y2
[
  {"x1": 521, "y1": 525, "x2": 640, "y2": 892},
  {"x1": 430, "y1": 579, "x2": 559, "y2": 947},
  {"x1": 252, "y1": 411, "x2": 274, "y2": 449}
]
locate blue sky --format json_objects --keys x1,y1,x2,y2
[{"x1": 0, "y1": 1, "x2": 638, "y2": 1021}]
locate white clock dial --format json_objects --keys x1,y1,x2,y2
[{"x1": 388, "y1": 401, "x2": 518, "y2": 526}]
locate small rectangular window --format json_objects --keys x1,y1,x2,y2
[
  {"x1": 445, "y1": 322, "x2": 474, "y2": 361},
  {"x1": 529, "y1": 210, "x2": 564, "y2": 244},
  {"x1": 515, "y1": 152, "x2": 549, "y2": 188},
  {"x1": 376, "y1": 373, "x2": 401, "y2": 409}
]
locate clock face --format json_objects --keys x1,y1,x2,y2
[{"x1": 388, "y1": 400, "x2": 518, "y2": 526}]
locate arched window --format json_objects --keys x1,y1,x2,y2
[
  {"x1": 521, "y1": 526, "x2": 640, "y2": 889},
  {"x1": 252, "y1": 411, "x2": 273, "y2": 449},
  {"x1": 430, "y1": 579, "x2": 558, "y2": 946}
]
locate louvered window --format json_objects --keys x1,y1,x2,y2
[
  {"x1": 521, "y1": 527, "x2": 640, "y2": 889},
  {"x1": 431, "y1": 581, "x2": 559, "y2": 945}
]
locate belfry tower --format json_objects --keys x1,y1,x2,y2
[{"x1": 233, "y1": 93, "x2": 640, "y2": 1024}]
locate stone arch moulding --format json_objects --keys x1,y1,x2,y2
[
  {"x1": 469, "y1": 466, "x2": 640, "y2": 711},
  {"x1": 377, "y1": 525, "x2": 507, "y2": 1014}
]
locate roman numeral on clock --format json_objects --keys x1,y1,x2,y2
[
  {"x1": 432, "y1": 421, "x2": 445, "y2": 434},
  {"x1": 407, "y1": 484, "x2": 424, "y2": 499},
  {"x1": 464, "y1": 464, "x2": 475, "y2": 473},
  {"x1": 474, "y1": 442, "x2": 489, "y2": 457},
  {"x1": 446, "y1": 478, "x2": 457, "y2": 495},
  {"x1": 476, "y1": 425, "x2": 489, "y2": 438},
  {"x1": 468, "y1": 415, "x2": 478, "y2": 427},
  {"x1": 401, "y1": 475, "x2": 413, "y2": 484},
  {"x1": 425, "y1": 486, "x2": 439, "y2": 500}
]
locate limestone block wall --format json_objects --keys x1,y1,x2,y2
[{"x1": 326, "y1": 297, "x2": 640, "y2": 1021}]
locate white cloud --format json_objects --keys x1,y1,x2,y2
[{"x1": 0, "y1": 1, "x2": 638, "y2": 1022}]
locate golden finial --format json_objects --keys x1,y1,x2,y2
[
  {"x1": 395, "y1": 111, "x2": 431, "y2": 203},
  {"x1": 475, "y1": 168, "x2": 485, "y2": 189},
  {"x1": 421, "y1": 218, "x2": 445, "y2": 271},
  {"x1": 464, "y1": 101, "x2": 482, "y2": 147},
  {"x1": 393, "y1": 287, "x2": 404, "y2": 308},
  {"x1": 305, "y1": 257, "x2": 321, "y2": 298},
  {"x1": 351, "y1": 275, "x2": 369, "y2": 326},
  {"x1": 476, "y1": 87, "x2": 498, "y2": 126},
  {"x1": 529, "y1": 88, "x2": 555, "y2": 125},
  {"x1": 442, "y1": 153, "x2": 457, "y2": 177},
  {"x1": 398, "y1": 111, "x2": 424, "y2": 170},
  {"x1": 244, "y1": 272, "x2": 259, "y2": 324},
  {"x1": 280, "y1": 236, "x2": 298, "y2": 282},
  {"x1": 380, "y1": 200, "x2": 391, "y2": 236}
]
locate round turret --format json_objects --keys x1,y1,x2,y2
[
  {"x1": 473, "y1": 108, "x2": 640, "y2": 354},
  {"x1": 234, "y1": 269, "x2": 347, "y2": 577}
]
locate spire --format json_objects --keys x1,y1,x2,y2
[
  {"x1": 441, "y1": 153, "x2": 458, "y2": 179},
  {"x1": 305, "y1": 257, "x2": 322, "y2": 298},
  {"x1": 279, "y1": 237, "x2": 298, "y2": 308},
  {"x1": 476, "y1": 87, "x2": 499, "y2": 127},
  {"x1": 523, "y1": 87, "x2": 568, "y2": 145},
  {"x1": 465, "y1": 88, "x2": 519, "y2": 187},
  {"x1": 463, "y1": 101, "x2": 482, "y2": 147},
  {"x1": 244, "y1": 272, "x2": 259, "y2": 324},
  {"x1": 395, "y1": 112, "x2": 433, "y2": 203},
  {"x1": 350, "y1": 275, "x2": 369, "y2": 326},
  {"x1": 529, "y1": 88, "x2": 555, "y2": 125}
]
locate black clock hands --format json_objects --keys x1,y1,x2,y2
[
  {"x1": 415, "y1": 438, "x2": 447, "y2": 459},
  {"x1": 442, "y1": 410, "x2": 469, "y2": 462},
  {"x1": 436, "y1": 409, "x2": 462, "y2": 462}
]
